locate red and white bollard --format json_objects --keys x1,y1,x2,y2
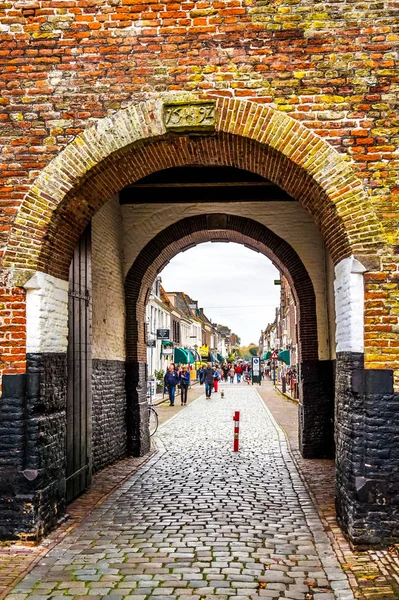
[{"x1": 233, "y1": 411, "x2": 240, "y2": 452}]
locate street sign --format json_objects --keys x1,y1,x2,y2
[
  {"x1": 252, "y1": 356, "x2": 261, "y2": 385},
  {"x1": 157, "y1": 329, "x2": 170, "y2": 340},
  {"x1": 271, "y1": 350, "x2": 279, "y2": 360},
  {"x1": 147, "y1": 339, "x2": 156, "y2": 347}
]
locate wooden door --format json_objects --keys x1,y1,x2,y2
[{"x1": 66, "y1": 225, "x2": 92, "y2": 503}]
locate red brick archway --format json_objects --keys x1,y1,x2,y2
[
  {"x1": 125, "y1": 214, "x2": 333, "y2": 460},
  {"x1": 3, "y1": 96, "x2": 384, "y2": 281}
]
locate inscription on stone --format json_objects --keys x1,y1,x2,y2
[{"x1": 163, "y1": 101, "x2": 216, "y2": 132}]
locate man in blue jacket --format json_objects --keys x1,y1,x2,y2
[{"x1": 164, "y1": 364, "x2": 180, "y2": 406}]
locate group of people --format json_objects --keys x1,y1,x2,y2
[
  {"x1": 164, "y1": 360, "x2": 254, "y2": 407},
  {"x1": 163, "y1": 363, "x2": 190, "y2": 407}
]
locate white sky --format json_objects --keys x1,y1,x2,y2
[{"x1": 159, "y1": 242, "x2": 281, "y2": 346}]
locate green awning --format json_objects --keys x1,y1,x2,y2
[
  {"x1": 174, "y1": 348, "x2": 196, "y2": 364},
  {"x1": 217, "y1": 353, "x2": 223, "y2": 362},
  {"x1": 263, "y1": 351, "x2": 271, "y2": 360},
  {"x1": 161, "y1": 340, "x2": 173, "y2": 346},
  {"x1": 278, "y1": 350, "x2": 290, "y2": 365},
  {"x1": 174, "y1": 347, "x2": 188, "y2": 364}
]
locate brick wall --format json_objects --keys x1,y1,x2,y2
[
  {"x1": 0, "y1": 0, "x2": 398, "y2": 380},
  {"x1": 92, "y1": 195, "x2": 126, "y2": 361}
]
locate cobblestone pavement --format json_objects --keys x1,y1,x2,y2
[
  {"x1": 258, "y1": 381, "x2": 399, "y2": 600},
  {"x1": 8, "y1": 386, "x2": 354, "y2": 600}
]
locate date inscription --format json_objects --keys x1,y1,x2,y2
[{"x1": 163, "y1": 102, "x2": 216, "y2": 131}]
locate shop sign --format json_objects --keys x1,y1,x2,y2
[
  {"x1": 162, "y1": 348, "x2": 173, "y2": 356},
  {"x1": 157, "y1": 329, "x2": 170, "y2": 340},
  {"x1": 199, "y1": 344, "x2": 209, "y2": 357}
]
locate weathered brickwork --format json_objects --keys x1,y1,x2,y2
[
  {"x1": 0, "y1": 287, "x2": 26, "y2": 379},
  {"x1": 92, "y1": 359, "x2": 127, "y2": 474},
  {"x1": 0, "y1": 0, "x2": 398, "y2": 545}
]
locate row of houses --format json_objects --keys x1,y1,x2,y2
[
  {"x1": 259, "y1": 275, "x2": 298, "y2": 386},
  {"x1": 146, "y1": 277, "x2": 238, "y2": 380}
]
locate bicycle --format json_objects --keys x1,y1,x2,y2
[
  {"x1": 148, "y1": 404, "x2": 158, "y2": 436},
  {"x1": 147, "y1": 380, "x2": 159, "y2": 436}
]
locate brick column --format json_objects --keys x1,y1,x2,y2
[
  {"x1": 298, "y1": 359, "x2": 335, "y2": 458},
  {"x1": 335, "y1": 353, "x2": 399, "y2": 545}
]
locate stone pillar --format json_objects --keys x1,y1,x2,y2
[
  {"x1": 125, "y1": 361, "x2": 151, "y2": 457},
  {"x1": 335, "y1": 353, "x2": 399, "y2": 545},
  {"x1": 0, "y1": 273, "x2": 69, "y2": 540},
  {"x1": 298, "y1": 359, "x2": 335, "y2": 458}
]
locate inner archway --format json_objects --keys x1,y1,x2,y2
[{"x1": 125, "y1": 213, "x2": 334, "y2": 461}]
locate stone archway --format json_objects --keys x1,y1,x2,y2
[
  {"x1": 2, "y1": 94, "x2": 397, "y2": 547},
  {"x1": 124, "y1": 214, "x2": 334, "y2": 461}
]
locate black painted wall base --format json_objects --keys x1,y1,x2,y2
[
  {"x1": 298, "y1": 359, "x2": 335, "y2": 459},
  {"x1": 0, "y1": 354, "x2": 67, "y2": 541},
  {"x1": 92, "y1": 359, "x2": 128, "y2": 473},
  {"x1": 126, "y1": 361, "x2": 151, "y2": 457},
  {"x1": 335, "y1": 352, "x2": 399, "y2": 546}
]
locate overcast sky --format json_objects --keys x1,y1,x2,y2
[{"x1": 159, "y1": 242, "x2": 281, "y2": 346}]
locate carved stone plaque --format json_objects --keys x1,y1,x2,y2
[{"x1": 163, "y1": 101, "x2": 216, "y2": 133}]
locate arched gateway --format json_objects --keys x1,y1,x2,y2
[{"x1": 1, "y1": 95, "x2": 398, "y2": 546}]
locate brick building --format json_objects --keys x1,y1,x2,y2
[{"x1": 0, "y1": 2, "x2": 398, "y2": 545}]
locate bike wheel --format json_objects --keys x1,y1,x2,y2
[{"x1": 148, "y1": 406, "x2": 158, "y2": 436}]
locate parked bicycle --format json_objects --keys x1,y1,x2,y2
[
  {"x1": 147, "y1": 380, "x2": 158, "y2": 436},
  {"x1": 148, "y1": 404, "x2": 158, "y2": 436}
]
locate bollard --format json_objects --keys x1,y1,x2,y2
[{"x1": 233, "y1": 411, "x2": 240, "y2": 452}]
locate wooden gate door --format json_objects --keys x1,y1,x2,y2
[{"x1": 66, "y1": 225, "x2": 92, "y2": 503}]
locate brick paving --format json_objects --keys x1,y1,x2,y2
[{"x1": 8, "y1": 385, "x2": 354, "y2": 600}]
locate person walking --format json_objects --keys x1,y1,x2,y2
[
  {"x1": 223, "y1": 364, "x2": 229, "y2": 382},
  {"x1": 164, "y1": 364, "x2": 180, "y2": 406},
  {"x1": 235, "y1": 363, "x2": 242, "y2": 383},
  {"x1": 198, "y1": 365, "x2": 205, "y2": 385},
  {"x1": 213, "y1": 366, "x2": 220, "y2": 392},
  {"x1": 228, "y1": 365, "x2": 235, "y2": 384},
  {"x1": 204, "y1": 362, "x2": 215, "y2": 399},
  {"x1": 179, "y1": 365, "x2": 190, "y2": 405}
]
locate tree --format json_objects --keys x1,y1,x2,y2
[{"x1": 249, "y1": 346, "x2": 259, "y2": 357}]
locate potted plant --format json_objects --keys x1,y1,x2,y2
[{"x1": 154, "y1": 369, "x2": 165, "y2": 393}]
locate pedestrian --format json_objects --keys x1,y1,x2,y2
[
  {"x1": 235, "y1": 363, "x2": 242, "y2": 383},
  {"x1": 164, "y1": 364, "x2": 180, "y2": 406},
  {"x1": 203, "y1": 362, "x2": 215, "y2": 399},
  {"x1": 213, "y1": 366, "x2": 220, "y2": 392},
  {"x1": 198, "y1": 365, "x2": 205, "y2": 385},
  {"x1": 223, "y1": 364, "x2": 229, "y2": 382},
  {"x1": 179, "y1": 365, "x2": 190, "y2": 405},
  {"x1": 229, "y1": 365, "x2": 235, "y2": 383}
]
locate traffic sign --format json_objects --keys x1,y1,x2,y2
[{"x1": 271, "y1": 350, "x2": 279, "y2": 360}]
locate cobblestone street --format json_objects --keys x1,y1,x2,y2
[{"x1": 8, "y1": 386, "x2": 354, "y2": 600}]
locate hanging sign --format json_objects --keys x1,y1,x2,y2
[{"x1": 157, "y1": 329, "x2": 170, "y2": 340}]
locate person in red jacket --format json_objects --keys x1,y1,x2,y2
[{"x1": 235, "y1": 363, "x2": 243, "y2": 383}]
